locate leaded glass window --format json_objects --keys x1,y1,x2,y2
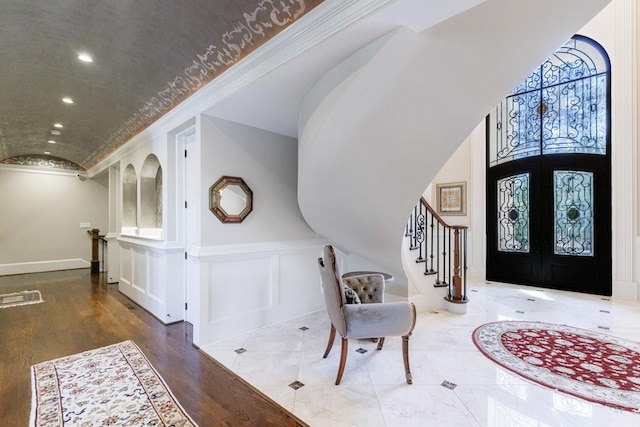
[
  {"x1": 489, "y1": 36, "x2": 609, "y2": 167},
  {"x1": 498, "y1": 173, "x2": 529, "y2": 253},
  {"x1": 554, "y1": 171, "x2": 594, "y2": 256}
]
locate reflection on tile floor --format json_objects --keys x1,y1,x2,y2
[{"x1": 200, "y1": 280, "x2": 640, "y2": 426}]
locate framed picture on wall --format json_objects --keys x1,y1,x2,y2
[{"x1": 436, "y1": 181, "x2": 467, "y2": 216}]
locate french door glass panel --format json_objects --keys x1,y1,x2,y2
[
  {"x1": 554, "y1": 170, "x2": 594, "y2": 257},
  {"x1": 497, "y1": 173, "x2": 530, "y2": 253}
]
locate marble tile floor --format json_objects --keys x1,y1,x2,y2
[{"x1": 201, "y1": 280, "x2": 640, "y2": 426}]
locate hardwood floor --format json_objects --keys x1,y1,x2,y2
[{"x1": 0, "y1": 269, "x2": 308, "y2": 426}]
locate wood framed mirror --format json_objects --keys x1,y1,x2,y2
[{"x1": 209, "y1": 176, "x2": 253, "y2": 223}]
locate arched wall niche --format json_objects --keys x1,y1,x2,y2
[
  {"x1": 122, "y1": 164, "x2": 137, "y2": 228},
  {"x1": 140, "y1": 154, "x2": 163, "y2": 229}
]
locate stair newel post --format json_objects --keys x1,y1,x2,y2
[
  {"x1": 88, "y1": 229, "x2": 101, "y2": 274},
  {"x1": 452, "y1": 228, "x2": 463, "y2": 300}
]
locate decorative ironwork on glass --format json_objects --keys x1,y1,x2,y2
[
  {"x1": 489, "y1": 36, "x2": 609, "y2": 167},
  {"x1": 498, "y1": 173, "x2": 530, "y2": 253},
  {"x1": 554, "y1": 170, "x2": 594, "y2": 256}
]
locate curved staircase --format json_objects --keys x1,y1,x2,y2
[{"x1": 297, "y1": 0, "x2": 611, "y2": 303}]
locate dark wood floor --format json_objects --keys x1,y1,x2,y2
[{"x1": 0, "y1": 269, "x2": 308, "y2": 426}]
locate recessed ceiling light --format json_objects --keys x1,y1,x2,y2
[
  {"x1": 48, "y1": 140, "x2": 56, "y2": 144},
  {"x1": 51, "y1": 130, "x2": 61, "y2": 135},
  {"x1": 62, "y1": 97, "x2": 74, "y2": 104},
  {"x1": 53, "y1": 123, "x2": 63, "y2": 128},
  {"x1": 44, "y1": 151, "x2": 51, "y2": 155},
  {"x1": 77, "y1": 53, "x2": 93, "y2": 63}
]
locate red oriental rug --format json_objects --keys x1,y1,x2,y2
[
  {"x1": 472, "y1": 321, "x2": 640, "y2": 412},
  {"x1": 30, "y1": 340, "x2": 197, "y2": 426}
]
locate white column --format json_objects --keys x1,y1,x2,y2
[
  {"x1": 612, "y1": 0, "x2": 638, "y2": 299},
  {"x1": 469, "y1": 121, "x2": 487, "y2": 281},
  {"x1": 106, "y1": 164, "x2": 121, "y2": 283}
]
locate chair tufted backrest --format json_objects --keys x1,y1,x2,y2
[
  {"x1": 318, "y1": 245, "x2": 347, "y2": 337},
  {"x1": 342, "y1": 274, "x2": 385, "y2": 304}
]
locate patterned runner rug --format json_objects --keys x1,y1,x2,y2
[
  {"x1": 0, "y1": 290, "x2": 43, "y2": 308},
  {"x1": 30, "y1": 340, "x2": 197, "y2": 426},
  {"x1": 473, "y1": 321, "x2": 640, "y2": 412}
]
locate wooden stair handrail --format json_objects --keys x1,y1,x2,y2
[{"x1": 420, "y1": 197, "x2": 468, "y2": 231}]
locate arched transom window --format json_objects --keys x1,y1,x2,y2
[{"x1": 488, "y1": 35, "x2": 610, "y2": 166}]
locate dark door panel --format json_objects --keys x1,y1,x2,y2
[
  {"x1": 487, "y1": 157, "x2": 611, "y2": 295},
  {"x1": 489, "y1": 253, "x2": 538, "y2": 285}
]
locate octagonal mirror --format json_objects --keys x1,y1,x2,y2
[{"x1": 209, "y1": 176, "x2": 253, "y2": 223}]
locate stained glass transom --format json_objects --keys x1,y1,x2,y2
[
  {"x1": 554, "y1": 170, "x2": 594, "y2": 257},
  {"x1": 498, "y1": 173, "x2": 529, "y2": 253},
  {"x1": 489, "y1": 37, "x2": 609, "y2": 167}
]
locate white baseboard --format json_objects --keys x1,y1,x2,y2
[{"x1": 0, "y1": 258, "x2": 90, "y2": 276}]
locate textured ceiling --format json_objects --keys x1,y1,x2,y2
[{"x1": 0, "y1": 0, "x2": 322, "y2": 170}]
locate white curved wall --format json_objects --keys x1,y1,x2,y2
[{"x1": 298, "y1": 0, "x2": 611, "y2": 284}]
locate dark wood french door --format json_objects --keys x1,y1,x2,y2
[{"x1": 486, "y1": 154, "x2": 611, "y2": 295}]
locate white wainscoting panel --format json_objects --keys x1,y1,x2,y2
[
  {"x1": 120, "y1": 246, "x2": 132, "y2": 287},
  {"x1": 192, "y1": 239, "x2": 326, "y2": 346},
  {"x1": 279, "y1": 251, "x2": 322, "y2": 303},
  {"x1": 105, "y1": 233, "x2": 121, "y2": 284},
  {"x1": 208, "y1": 256, "x2": 273, "y2": 323},
  {"x1": 118, "y1": 237, "x2": 185, "y2": 324},
  {"x1": 132, "y1": 248, "x2": 147, "y2": 294},
  {"x1": 148, "y1": 251, "x2": 165, "y2": 302}
]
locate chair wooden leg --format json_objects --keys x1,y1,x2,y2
[
  {"x1": 402, "y1": 335, "x2": 412, "y2": 384},
  {"x1": 335, "y1": 338, "x2": 348, "y2": 385},
  {"x1": 323, "y1": 324, "x2": 336, "y2": 359},
  {"x1": 376, "y1": 337, "x2": 385, "y2": 350}
]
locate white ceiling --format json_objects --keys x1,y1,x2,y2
[{"x1": 204, "y1": 0, "x2": 486, "y2": 138}]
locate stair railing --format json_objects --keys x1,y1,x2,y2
[{"x1": 405, "y1": 197, "x2": 469, "y2": 305}]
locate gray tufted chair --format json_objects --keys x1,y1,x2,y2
[{"x1": 318, "y1": 245, "x2": 417, "y2": 385}]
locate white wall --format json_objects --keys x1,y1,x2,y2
[
  {"x1": 199, "y1": 114, "x2": 318, "y2": 245},
  {"x1": 429, "y1": 135, "x2": 473, "y2": 227},
  {"x1": 0, "y1": 166, "x2": 108, "y2": 275},
  {"x1": 106, "y1": 114, "x2": 327, "y2": 337},
  {"x1": 424, "y1": 121, "x2": 485, "y2": 279},
  {"x1": 190, "y1": 115, "x2": 324, "y2": 345},
  {"x1": 583, "y1": 0, "x2": 639, "y2": 300}
]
